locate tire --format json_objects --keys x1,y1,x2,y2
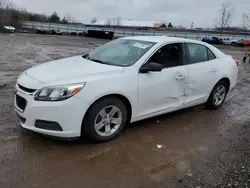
[
  {"x1": 83, "y1": 97, "x2": 128, "y2": 142},
  {"x1": 205, "y1": 80, "x2": 228, "y2": 109},
  {"x1": 231, "y1": 42, "x2": 235, "y2": 46}
]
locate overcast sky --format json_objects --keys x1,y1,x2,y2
[{"x1": 13, "y1": 0, "x2": 250, "y2": 28}]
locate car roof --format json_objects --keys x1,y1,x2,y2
[
  {"x1": 122, "y1": 35, "x2": 226, "y2": 58},
  {"x1": 122, "y1": 35, "x2": 201, "y2": 44}
]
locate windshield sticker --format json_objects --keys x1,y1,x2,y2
[{"x1": 133, "y1": 43, "x2": 151, "y2": 49}]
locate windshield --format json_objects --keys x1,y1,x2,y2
[{"x1": 85, "y1": 39, "x2": 155, "y2": 67}]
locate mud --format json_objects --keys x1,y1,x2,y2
[{"x1": 0, "y1": 33, "x2": 249, "y2": 188}]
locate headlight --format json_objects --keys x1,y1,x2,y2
[{"x1": 34, "y1": 83, "x2": 86, "y2": 101}]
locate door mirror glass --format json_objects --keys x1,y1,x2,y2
[{"x1": 140, "y1": 62, "x2": 163, "y2": 73}]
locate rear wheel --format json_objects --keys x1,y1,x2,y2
[
  {"x1": 206, "y1": 81, "x2": 228, "y2": 109},
  {"x1": 83, "y1": 97, "x2": 127, "y2": 142}
]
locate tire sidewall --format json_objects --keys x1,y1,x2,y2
[
  {"x1": 206, "y1": 81, "x2": 228, "y2": 109},
  {"x1": 83, "y1": 97, "x2": 128, "y2": 142}
]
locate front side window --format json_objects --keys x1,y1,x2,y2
[
  {"x1": 148, "y1": 43, "x2": 183, "y2": 68},
  {"x1": 187, "y1": 43, "x2": 208, "y2": 64},
  {"x1": 85, "y1": 39, "x2": 155, "y2": 67}
]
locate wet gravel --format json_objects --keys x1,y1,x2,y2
[{"x1": 0, "y1": 33, "x2": 249, "y2": 188}]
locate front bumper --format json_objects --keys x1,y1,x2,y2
[{"x1": 14, "y1": 90, "x2": 89, "y2": 138}]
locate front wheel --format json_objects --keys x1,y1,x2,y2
[
  {"x1": 206, "y1": 81, "x2": 228, "y2": 109},
  {"x1": 83, "y1": 97, "x2": 128, "y2": 142}
]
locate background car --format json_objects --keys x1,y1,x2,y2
[
  {"x1": 36, "y1": 28, "x2": 49, "y2": 34},
  {"x1": 15, "y1": 36, "x2": 238, "y2": 142},
  {"x1": 201, "y1": 35, "x2": 223, "y2": 45},
  {"x1": 50, "y1": 29, "x2": 63, "y2": 35},
  {"x1": 222, "y1": 38, "x2": 238, "y2": 45},
  {"x1": 84, "y1": 29, "x2": 114, "y2": 39},
  {"x1": 1, "y1": 25, "x2": 15, "y2": 33},
  {"x1": 235, "y1": 39, "x2": 250, "y2": 47}
]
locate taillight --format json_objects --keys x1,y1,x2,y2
[{"x1": 234, "y1": 60, "x2": 240, "y2": 66}]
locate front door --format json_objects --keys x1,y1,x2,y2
[{"x1": 137, "y1": 43, "x2": 188, "y2": 118}]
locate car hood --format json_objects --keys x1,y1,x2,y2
[{"x1": 25, "y1": 56, "x2": 124, "y2": 85}]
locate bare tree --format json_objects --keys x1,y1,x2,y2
[
  {"x1": 105, "y1": 18, "x2": 111, "y2": 26},
  {"x1": 0, "y1": 0, "x2": 8, "y2": 8},
  {"x1": 0, "y1": 0, "x2": 13, "y2": 25},
  {"x1": 191, "y1": 22, "x2": 194, "y2": 29},
  {"x1": 116, "y1": 16, "x2": 121, "y2": 26},
  {"x1": 243, "y1": 13, "x2": 250, "y2": 28},
  {"x1": 65, "y1": 14, "x2": 75, "y2": 23},
  {"x1": 215, "y1": 2, "x2": 234, "y2": 35},
  {"x1": 0, "y1": 0, "x2": 3, "y2": 8},
  {"x1": 91, "y1": 17, "x2": 97, "y2": 24}
]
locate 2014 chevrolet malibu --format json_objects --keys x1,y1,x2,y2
[{"x1": 15, "y1": 36, "x2": 238, "y2": 142}]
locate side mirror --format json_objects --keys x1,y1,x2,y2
[{"x1": 140, "y1": 62, "x2": 163, "y2": 73}]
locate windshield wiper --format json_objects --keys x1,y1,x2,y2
[
  {"x1": 88, "y1": 58, "x2": 106, "y2": 64},
  {"x1": 83, "y1": 55, "x2": 113, "y2": 65},
  {"x1": 82, "y1": 54, "x2": 89, "y2": 59},
  {"x1": 82, "y1": 54, "x2": 103, "y2": 63}
]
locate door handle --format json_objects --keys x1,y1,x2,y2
[
  {"x1": 175, "y1": 74, "x2": 186, "y2": 80},
  {"x1": 211, "y1": 68, "x2": 218, "y2": 73}
]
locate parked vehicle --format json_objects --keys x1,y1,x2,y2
[
  {"x1": 50, "y1": 29, "x2": 63, "y2": 35},
  {"x1": 79, "y1": 31, "x2": 86, "y2": 36},
  {"x1": 37, "y1": 28, "x2": 63, "y2": 35},
  {"x1": 85, "y1": 29, "x2": 114, "y2": 39},
  {"x1": 15, "y1": 36, "x2": 238, "y2": 142},
  {"x1": 222, "y1": 38, "x2": 237, "y2": 45},
  {"x1": 36, "y1": 28, "x2": 48, "y2": 34},
  {"x1": 201, "y1": 35, "x2": 223, "y2": 45},
  {"x1": 234, "y1": 39, "x2": 250, "y2": 47},
  {"x1": 1, "y1": 26, "x2": 15, "y2": 33}
]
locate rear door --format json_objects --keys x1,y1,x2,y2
[{"x1": 183, "y1": 43, "x2": 220, "y2": 105}]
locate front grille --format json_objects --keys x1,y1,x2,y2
[
  {"x1": 16, "y1": 94, "x2": 27, "y2": 111},
  {"x1": 18, "y1": 84, "x2": 36, "y2": 93}
]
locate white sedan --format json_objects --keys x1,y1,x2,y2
[{"x1": 15, "y1": 36, "x2": 238, "y2": 142}]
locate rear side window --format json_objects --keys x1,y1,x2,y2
[
  {"x1": 187, "y1": 43, "x2": 216, "y2": 64},
  {"x1": 187, "y1": 43, "x2": 207, "y2": 64},
  {"x1": 207, "y1": 48, "x2": 216, "y2": 60}
]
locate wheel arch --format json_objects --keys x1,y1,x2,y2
[
  {"x1": 219, "y1": 77, "x2": 230, "y2": 92},
  {"x1": 81, "y1": 93, "x2": 133, "y2": 135}
]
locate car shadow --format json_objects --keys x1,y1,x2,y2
[{"x1": 19, "y1": 104, "x2": 207, "y2": 147}]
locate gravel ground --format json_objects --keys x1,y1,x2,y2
[{"x1": 0, "y1": 33, "x2": 249, "y2": 188}]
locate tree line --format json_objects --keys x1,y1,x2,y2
[
  {"x1": 0, "y1": 0, "x2": 76, "y2": 28},
  {"x1": 0, "y1": 0, "x2": 250, "y2": 32}
]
